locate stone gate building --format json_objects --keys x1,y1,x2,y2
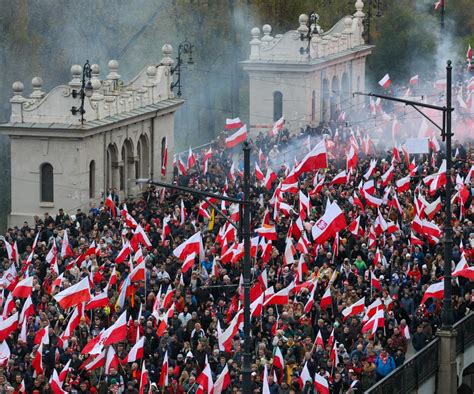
[
  {"x1": 241, "y1": 0, "x2": 373, "y2": 134},
  {"x1": 0, "y1": 45, "x2": 183, "y2": 226}
]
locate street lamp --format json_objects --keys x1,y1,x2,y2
[
  {"x1": 138, "y1": 142, "x2": 253, "y2": 393},
  {"x1": 171, "y1": 39, "x2": 194, "y2": 97},
  {"x1": 71, "y1": 60, "x2": 93, "y2": 124},
  {"x1": 365, "y1": 0, "x2": 382, "y2": 44},
  {"x1": 299, "y1": 11, "x2": 322, "y2": 58}
]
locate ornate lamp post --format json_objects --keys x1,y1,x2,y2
[
  {"x1": 365, "y1": 0, "x2": 382, "y2": 44},
  {"x1": 171, "y1": 40, "x2": 194, "y2": 97},
  {"x1": 71, "y1": 60, "x2": 93, "y2": 124},
  {"x1": 299, "y1": 11, "x2": 322, "y2": 58}
]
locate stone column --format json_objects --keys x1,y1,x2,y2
[{"x1": 437, "y1": 329, "x2": 458, "y2": 394}]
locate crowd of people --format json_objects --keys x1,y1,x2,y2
[{"x1": 0, "y1": 69, "x2": 473, "y2": 394}]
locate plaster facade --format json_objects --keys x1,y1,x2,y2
[
  {"x1": 0, "y1": 45, "x2": 183, "y2": 227},
  {"x1": 241, "y1": 0, "x2": 373, "y2": 134}
]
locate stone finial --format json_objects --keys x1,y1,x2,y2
[
  {"x1": 354, "y1": 0, "x2": 365, "y2": 18},
  {"x1": 249, "y1": 27, "x2": 262, "y2": 61},
  {"x1": 12, "y1": 81, "x2": 25, "y2": 100},
  {"x1": 107, "y1": 60, "x2": 121, "y2": 80},
  {"x1": 261, "y1": 24, "x2": 273, "y2": 42},
  {"x1": 161, "y1": 44, "x2": 174, "y2": 66},
  {"x1": 343, "y1": 17, "x2": 353, "y2": 33},
  {"x1": 297, "y1": 14, "x2": 309, "y2": 35},
  {"x1": 30, "y1": 77, "x2": 45, "y2": 99},
  {"x1": 69, "y1": 64, "x2": 82, "y2": 87},
  {"x1": 91, "y1": 64, "x2": 100, "y2": 79}
]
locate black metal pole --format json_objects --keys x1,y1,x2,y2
[
  {"x1": 441, "y1": 60, "x2": 453, "y2": 330},
  {"x1": 241, "y1": 141, "x2": 252, "y2": 393},
  {"x1": 441, "y1": 1, "x2": 445, "y2": 30}
]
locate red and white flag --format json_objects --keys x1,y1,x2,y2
[
  {"x1": 378, "y1": 73, "x2": 391, "y2": 89},
  {"x1": 0, "y1": 312, "x2": 18, "y2": 341},
  {"x1": 225, "y1": 125, "x2": 247, "y2": 148},
  {"x1": 212, "y1": 364, "x2": 231, "y2": 394},
  {"x1": 342, "y1": 297, "x2": 365, "y2": 320},
  {"x1": 311, "y1": 201, "x2": 347, "y2": 245},
  {"x1": 320, "y1": 286, "x2": 332, "y2": 309},
  {"x1": 187, "y1": 147, "x2": 196, "y2": 169},
  {"x1": 330, "y1": 170, "x2": 347, "y2": 185},
  {"x1": 161, "y1": 137, "x2": 168, "y2": 176},
  {"x1": 54, "y1": 277, "x2": 91, "y2": 309},
  {"x1": 421, "y1": 281, "x2": 444, "y2": 305},
  {"x1": 396, "y1": 176, "x2": 410, "y2": 193},
  {"x1": 225, "y1": 117, "x2": 243, "y2": 130},
  {"x1": 105, "y1": 194, "x2": 117, "y2": 218},
  {"x1": 173, "y1": 231, "x2": 204, "y2": 261},
  {"x1": 105, "y1": 346, "x2": 120, "y2": 374},
  {"x1": 314, "y1": 374, "x2": 330, "y2": 394},
  {"x1": 409, "y1": 75, "x2": 419, "y2": 85},
  {"x1": 12, "y1": 276, "x2": 33, "y2": 298},
  {"x1": 139, "y1": 361, "x2": 148, "y2": 394}
]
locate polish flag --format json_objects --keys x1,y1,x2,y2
[
  {"x1": 181, "y1": 252, "x2": 196, "y2": 274},
  {"x1": 2, "y1": 293, "x2": 14, "y2": 319},
  {"x1": 198, "y1": 202, "x2": 211, "y2": 220},
  {"x1": 271, "y1": 116, "x2": 285, "y2": 136},
  {"x1": 303, "y1": 281, "x2": 316, "y2": 313},
  {"x1": 262, "y1": 363, "x2": 271, "y2": 394},
  {"x1": 225, "y1": 125, "x2": 247, "y2": 148},
  {"x1": 362, "y1": 189, "x2": 383, "y2": 208},
  {"x1": 311, "y1": 201, "x2": 347, "y2": 245},
  {"x1": 289, "y1": 139, "x2": 328, "y2": 181},
  {"x1": 264, "y1": 168, "x2": 277, "y2": 190},
  {"x1": 388, "y1": 194, "x2": 402, "y2": 214},
  {"x1": 32, "y1": 343, "x2": 44, "y2": 376},
  {"x1": 58, "y1": 359, "x2": 71, "y2": 383},
  {"x1": 161, "y1": 137, "x2": 168, "y2": 176},
  {"x1": 364, "y1": 159, "x2": 377, "y2": 180},
  {"x1": 101, "y1": 311, "x2": 128, "y2": 347},
  {"x1": 34, "y1": 325, "x2": 50, "y2": 346},
  {"x1": 387, "y1": 221, "x2": 400, "y2": 234},
  {"x1": 178, "y1": 156, "x2": 187, "y2": 176},
  {"x1": 410, "y1": 75, "x2": 419, "y2": 85},
  {"x1": 299, "y1": 362, "x2": 312, "y2": 389},
  {"x1": 173, "y1": 231, "x2": 204, "y2": 261},
  {"x1": 12, "y1": 276, "x2": 33, "y2": 298},
  {"x1": 314, "y1": 374, "x2": 330, "y2": 394},
  {"x1": 225, "y1": 117, "x2": 243, "y2": 130},
  {"x1": 115, "y1": 242, "x2": 131, "y2": 264},
  {"x1": 378, "y1": 73, "x2": 391, "y2": 89},
  {"x1": 256, "y1": 225, "x2": 277, "y2": 241},
  {"x1": 273, "y1": 346, "x2": 285, "y2": 370},
  {"x1": 59, "y1": 305, "x2": 84, "y2": 342},
  {"x1": 342, "y1": 297, "x2": 365, "y2": 320},
  {"x1": 0, "y1": 312, "x2": 19, "y2": 341},
  {"x1": 363, "y1": 180, "x2": 375, "y2": 195},
  {"x1": 180, "y1": 199, "x2": 187, "y2": 225},
  {"x1": 212, "y1": 364, "x2": 231, "y2": 394},
  {"x1": 452, "y1": 266, "x2": 474, "y2": 280},
  {"x1": 421, "y1": 281, "x2": 444, "y2": 305},
  {"x1": 371, "y1": 271, "x2": 382, "y2": 291},
  {"x1": 255, "y1": 162, "x2": 264, "y2": 181},
  {"x1": 381, "y1": 165, "x2": 395, "y2": 186},
  {"x1": 19, "y1": 296, "x2": 34, "y2": 323},
  {"x1": 311, "y1": 330, "x2": 325, "y2": 351},
  {"x1": 139, "y1": 362, "x2": 148, "y2": 394},
  {"x1": 320, "y1": 286, "x2": 332, "y2": 309},
  {"x1": 81, "y1": 350, "x2": 106, "y2": 371},
  {"x1": 196, "y1": 359, "x2": 214, "y2": 394},
  {"x1": 346, "y1": 145, "x2": 358, "y2": 171},
  {"x1": 61, "y1": 229, "x2": 74, "y2": 259},
  {"x1": 396, "y1": 176, "x2": 410, "y2": 193},
  {"x1": 361, "y1": 308, "x2": 385, "y2": 335},
  {"x1": 330, "y1": 170, "x2": 347, "y2": 185},
  {"x1": 187, "y1": 147, "x2": 196, "y2": 169},
  {"x1": 129, "y1": 261, "x2": 146, "y2": 282},
  {"x1": 105, "y1": 346, "x2": 120, "y2": 374},
  {"x1": 352, "y1": 191, "x2": 365, "y2": 211},
  {"x1": 54, "y1": 277, "x2": 91, "y2": 309},
  {"x1": 349, "y1": 216, "x2": 364, "y2": 238},
  {"x1": 364, "y1": 298, "x2": 384, "y2": 321},
  {"x1": 410, "y1": 232, "x2": 424, "y2": 246},
  {"x1": 50, "y1": 369, "x2": 67, "y2": 394},
  {"x1": 264, "y1": 282, "x2": 294, "y2": 306},
  {"x1": 374, "y1": 209, "x2": 388, "y2": 235},
  {"x1": 105, "y1": 194, "x2": 117, "y2": 218},
  {"x1": 421, "y1": 219, "x2": 442, "y2": 239},
  {"x1": 130, "y1": 224, "x2": 152, "y2": 251}
]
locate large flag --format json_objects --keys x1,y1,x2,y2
[
  {"x1": 54, "y1": 277, "x2": 91, "y2": 309},
  {"x1": 12, "y1": 276, "x2": 33, "y2": 298},
  {"x1": 173, "y1": 231, "x2": 205, "y2": 261},
  {"x1": 421, "y1": 281, "x2": 444, "y2": 305},
  {"x1": 225, "y1": 125, "x2": 247, "y2": 148},
  {"x1": 311, "y1": 201, "x2": 347, "y2": 245}
]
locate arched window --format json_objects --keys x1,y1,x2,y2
[
  {"x1": 273, "y1": 91, "x2": 283, "y2": 121},
  {"x1": 40, "y1": 163, "x2": 54, "y2": 202},
  {"x1": 89, "y1": 160, "x2": 95, "y2": 199}
]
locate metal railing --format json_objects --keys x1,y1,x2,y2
[
  {"x1": 455, "y1": 312, "x2": 474, "y2": 355},
  {"x1": 365, "y1": 338, "x2": 440, "y2": 394},
  {"x1": 366, "y1": 312, "x2": 474, "y2": 393}
]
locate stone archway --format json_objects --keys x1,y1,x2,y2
[
  {"x1": 106, "y1": 143, "x2": 119, "y2": 191},
  {"x1": 137, "y1": 134, "x2": 150, "y2": 179},
  {"x1": 121, "y1": 139, "x2": 135, "y2": 196}
]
